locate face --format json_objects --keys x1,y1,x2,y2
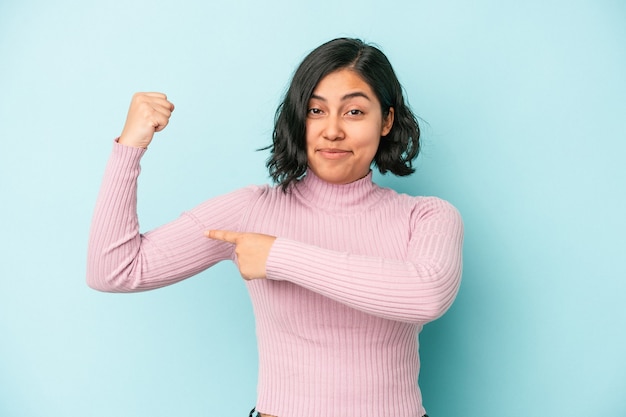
[{"x1": 305, "y1": 68, "x2": 394, "y2": 184}]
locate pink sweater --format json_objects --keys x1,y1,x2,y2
[{"x1": 87, "y1": 142, "x2": 464, "y2": 417}]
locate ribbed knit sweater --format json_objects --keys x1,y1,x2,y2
[{"x1": 87, "y1": 141, "x2": 464, "y2": 417}]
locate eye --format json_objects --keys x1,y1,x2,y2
[
  {"x1": 346, "y1": 109, "x2": 364, "y2": 116},
  {"x1": 307, "y1": 108, "x2": 324, "y2": 117}
]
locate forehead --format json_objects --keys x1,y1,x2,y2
[{"x1": 311, "y1": 69, "x2": 376, "y2": 99}]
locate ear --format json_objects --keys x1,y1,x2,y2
[{"x1": 381, "y1": 107, "x2": 395, "y2": 136}]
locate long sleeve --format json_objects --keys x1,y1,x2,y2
[
  {"x1": 86, "y1": 141, "x2": 260, "y2": 292},
  {"x1": 87, "y1": 157, "x2": 464, "y2": 416},
  {"x1": 264, "y1": 197, "x2": 463, "y2": 323}
]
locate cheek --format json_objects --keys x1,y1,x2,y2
[
  {"x1": 304, "y1": 123, "x2": 312, "y2": 146},
  {"x1": 305, "y1": 120, "x2": 316, "y2": 141},
  {"x1": 305, "y1": 120, "x2": 325, "y2": 153},
  {"x1": 305, "y1": 129, "x2": 314, "y2": 153},
  {"x1": 353, "y1": 124, "x2": 382, "y2": 150}
]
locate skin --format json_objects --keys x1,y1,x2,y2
[
  {"x1": 118, "y1": 92, "x2": 175, "y2": 149},
  {"x1": 305, "y1": 68, "x2": 394, "y2": 185},
  {"x1": 204, "y1": 230, "x2": 275, "y2": 280}
]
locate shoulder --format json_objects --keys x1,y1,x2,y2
[
  {"x1": 376, "y1": 183, "x2": 459, "y2": 212},
  {"x1": 407, "y1": 196, "x2": 463, "y2": 233},
  {"x1": 375, "y1": 185, "x2": 462, "y2": 225},
  {"x1": 412, "y1": 196, "x2": 461, "y2": 217}
]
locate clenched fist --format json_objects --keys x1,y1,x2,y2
[{"x1": 118, "y1": 92, "x2": 175, "y2": 149}]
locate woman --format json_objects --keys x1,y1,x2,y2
[{"x1": 87, "y1": 37, "x2": 463, "y2": 417}]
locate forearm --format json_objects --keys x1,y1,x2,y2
[
  {"x1": 86, "y1": 141, "x2": 146, "y2": 291},
  {"x1": 265, "y1": 200, "x2": 464, "y2": 323}
]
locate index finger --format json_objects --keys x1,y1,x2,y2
[{"x1": 205, "y1": 229, "x2": 240, "y2": 243}]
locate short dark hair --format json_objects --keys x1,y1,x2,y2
[{"x1": 266, "y1": 37, "x2": 420, "y2": 191}]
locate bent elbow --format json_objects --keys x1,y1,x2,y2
[
  {"x1": 85, "y1": 273, "x2": 131, "y2": 293},
  {"x1": 419, "y1": 293, "x2": 457, "y2": 323},
  {"x1": 86, "y1": 274, "x2": 121, "y2": 293},
  {"x1": 412, "y1": 263, "x2": 462, "y2": 323},
  {"x1": 85, "y1": 261, "x2": 141, "y2": 293}
]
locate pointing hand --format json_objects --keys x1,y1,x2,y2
[{"x1": 205, "y1": 230, "x2": 276, "y2": 280}]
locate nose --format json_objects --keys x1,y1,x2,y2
[{"x1": 322, "y1": 114, "x2": 345, "y2": 141}]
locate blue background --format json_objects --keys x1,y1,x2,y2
[{"x1": 1, "y1": 0, "x2": 625, "y2": 416}]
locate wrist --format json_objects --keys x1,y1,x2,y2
[{"x1": 117, "y1": 135, "x2": 147, "y2": 149}]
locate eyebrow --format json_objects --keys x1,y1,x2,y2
[{"x1": 310, "y1": 91, "x2": 372, "y2": 102}]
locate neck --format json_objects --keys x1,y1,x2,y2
[{"x1": 292, "y1": 169, "x2": 384, "y2": 214}]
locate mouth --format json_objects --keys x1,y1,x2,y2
[{"x1": 317, "y1": 148, "x2": 352, "y2": 159}]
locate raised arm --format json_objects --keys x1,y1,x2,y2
[{"x1": 86, "y1": 93, "x2": 254, "y2": 292}]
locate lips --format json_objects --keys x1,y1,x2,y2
[{"x1": 317, "y1": 148, "x2": 352, "y2": 159}]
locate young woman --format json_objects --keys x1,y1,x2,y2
[{"x1": 87, "y1": 37, "x2": 463, "y2": 417}]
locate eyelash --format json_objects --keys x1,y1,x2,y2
[{"x1": 307, "y1": 108, "x2": 364, "y2": 116}]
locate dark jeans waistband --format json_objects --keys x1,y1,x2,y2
[{"x1": 248, "y1": 407, "x2": 429, "y2": 417}]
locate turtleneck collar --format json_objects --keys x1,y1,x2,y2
[{"x1": 292, "y1": 169, "x2": 386, "y2": 214}]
